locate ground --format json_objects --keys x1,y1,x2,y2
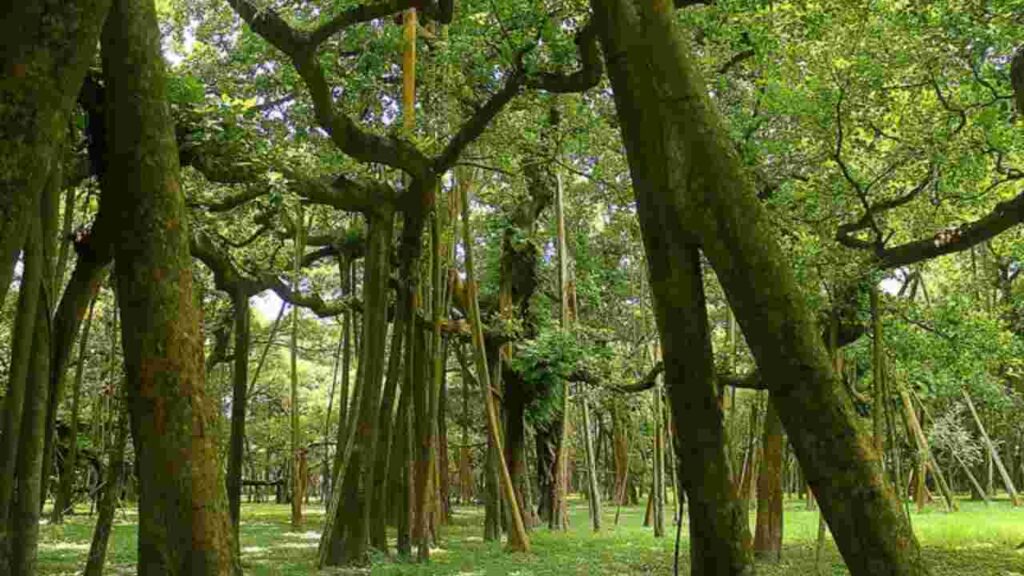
[{"x1": 37, "y1": 498, "x2": 1024, "y2": 575}]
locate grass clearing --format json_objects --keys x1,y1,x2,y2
[{"x1": 37, "y1": 498, "x2": 1024, "y2": 575}]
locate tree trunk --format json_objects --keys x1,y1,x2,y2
[
  {"x1": 962, "y1": 391, "x2": 1020, "y2": 506},
  {"x1": 83, "y1": 398, "x2": 128, "y2": 576},
  {"x1": 459, "y1": 173, "x2": 530, "y2": 553},
  {"x1": 651, "y1": 386, "x2": 664, "y2": 538},
  {"x1": 8, "y1": 150, "x2": 61, "y2": 576},
  {"x1": 899, "y1": 390, "x2": 956, "y2": 512},
  {"x1": 754, "y1": 402, "x2": 784, "y2": 561},
  {"x1": 582, "y1": 396, "x2": 603, "y2": 532},
  {"x1": 290, "y1": 208, "x2": 304, "y2": 530},
  {"x1": 226, "y1": 290, "x2": 250, "y2": 554},
  {"x1": 871, "y1": 287, "x2": 886, "y2": 455},
  {"x1": 40, "y1": 238, "x2": 113, "y2": 515},
  {"x1": 0, "y1": 0, "x2": 111, "y2": 308},
  {"x1": 370, "y1": 300, "x2": 404, "y2": 551},
  {"x1": 0, "y1": 187, "x2": 44, "y2": 570},
  {"x1": 53, "y1": 293, "x2": 100, "y2": 523},
  {"x1": 99, "y1": 0, "x2": 235, "y2": 571},
  {"x1": 590, "y1": 2, "x2": 926, "y2": 574},
  {"x1": 320, "y1": 210, "x2": 394, "y2": 566}
]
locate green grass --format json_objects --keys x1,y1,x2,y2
[{"x1": 37, "y1": 498, "x2": 1024, "y2": 575}]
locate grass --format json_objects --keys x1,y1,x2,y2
[{"x1": 36, "y1": 497, "x2": 1024, "y2": 575}]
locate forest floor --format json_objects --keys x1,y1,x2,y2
[{"x1": 36, "y1": 497, "x2": 1024, "y2": 575}]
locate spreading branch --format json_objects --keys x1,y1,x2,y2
[
  {"x1": 435, "y1": 70, "x2": 527, "y2": 172},
  {"x1": 226, "y1": 0, "x2": 434, "y2": 178},
  {"x1": 875, "y1": 189, "x2": 1024, "y2": 269}
]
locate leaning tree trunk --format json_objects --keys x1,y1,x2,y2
[
  {"x1": 962, "y1": 391, "x2": 1020, "y2": 506},
  {"x1": 0, "y1": 0, "x2": 111, "y2": 308},
  {"x1": 590, "y1": 2, "x2": 927, "y2": 575},
  {"x1": 590, "y1": 5, "x2": 752, "y2": 573},
  {"x1": 99, "y1": 0, "x2": 235, "y2": 572}
]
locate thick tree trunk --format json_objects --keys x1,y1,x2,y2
[
  {"x1": 504, "y1": 372, "x2": 533, "y2": 530},
  {"x1": 99, "y1": 0, "x2": 236, "y2": 572},
  {"x1": 753, "y1": 402, "x2": 784, "y2": 561},
  {"x1": 321, "y1": 210, "x2": 394, "y2": 566},
  {"x1": 83, "y1": 399, "x2": 128, "y2": 576},
  {"x1": 0, "y1": 0, "x2": 111, "y2": 307},
  {"x1": 590, "y1": 5, "x2": 752, "y2": 573},
  {"x1": 590, "y1": 2, "x2": 927, "y2": 574}
]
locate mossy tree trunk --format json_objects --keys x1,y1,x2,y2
[
  {"x1": 0, "y1": 0, "x2": 111, "y2": 308},
  {"x1": 8, "y1": 146, "x2": 62, "y2": 576},
  {"x1": 321, "y1": 209, "x2": 394, "y2": 566},
  {"x1": 0, "y1": 176, "x2": 47, "y2": 576},
  {"x1": 99, "y1": 0, "x2": 235, "y2": 572},
  {"x1": 590, "y1": 2, "x2": 928, "y2": 574}
]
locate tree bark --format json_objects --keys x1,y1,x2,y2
[
  {"x1": 99, "y1": 0, "x2": 236, "y2": 571},
  {"x1": 590, "y1": 2, "x2": 926, "y2": 574},
  {"x1": 651, "y1": 385, "x2": 664, "y2": 538},
  {"x1": 753, "y1": 402, "x2": 784, "y2": 561},
  {"x1": 0, "y1": 0, "x2": 111, "y2": 308},
  {"x1": 226, "y1": 290, "x2": 250, "y2": 550},
  {"x1": 8, "y1": 149, "x2": 61, "y2": 576},
  {"x1": 53, "y1": 293, "x2": 100, "y2": 523},
  {"x1": 0, "y1": 184, "x2": 44, "y2": 572},
  {"x1": 320, "y1": 209, "x2": 394, "y2": 566}
]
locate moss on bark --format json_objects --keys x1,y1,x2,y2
[
  {"x1": 590, "y1": 1, "x2": 928, "y2": 574},
  {"x1": 99, "y1": 0, "x2": 235, "y2": 572}
]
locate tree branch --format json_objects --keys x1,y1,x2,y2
[
  {"x1": 876, "y1": 189, "x2": 1024, "y2": 269},
  {"x1": 525, "y1": 21, "x2": 604, "y2": 94},
  {"x1": 435, "y1": 70, "x2": 526, "y2": 172}
]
